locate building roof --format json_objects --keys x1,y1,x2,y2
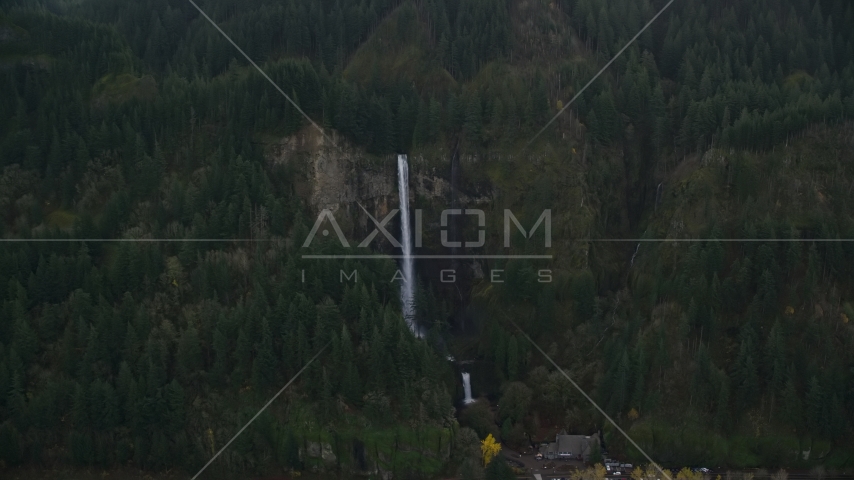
[
  {"x1": 556, "y1": 435, "x2": 575, "y2": 455},
  {"x1": 555, "y1": 433, "x2": 600, "y2": 457},
  {"x1": 538, "y1": 441, "x2": 558, "y2": 456}
]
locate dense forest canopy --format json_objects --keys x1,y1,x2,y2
[{"x1": 1, "y1": 0, "x2": 854, "y2": 477}]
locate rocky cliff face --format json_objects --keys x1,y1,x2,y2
[{"x1": 266, "y1": 129, "x2": 492, "y2": 222}]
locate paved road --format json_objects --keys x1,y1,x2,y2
[{"x1": 501, "y1": 448, "x2": 583, "y2": 478}]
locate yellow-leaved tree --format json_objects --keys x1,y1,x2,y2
[
  {"x1": 480, "y1": 434, "x2": 501, "y2": 466},
  {"x1": 571, "y1": 463, "x2": 607, "y2": 480},
  {"x1": 631, "y1": 464, "x2": 667, "y2": 480},
  {"x1": 676, "y1": 467, "x2": 705, "y2": 480}
]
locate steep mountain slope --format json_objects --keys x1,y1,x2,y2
[{"x1": 1, "y1": 0, "x2": 854, "y2": 477}]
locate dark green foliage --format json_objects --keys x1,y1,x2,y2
[
  {"x1": 459, "y1": 401, "x2": 498, "y2": 440},
  {"x1": 806, "y1": 375, "x2": 826, "y2": 435},
  {"x1": 1, "y1": 0, "x2": 854, "y2": 474},
  {"x1": 421, "y1": 0, "x2": 511, "y2": 80},
  {"x1": 506, "y1": 336, "x2": 519, "y2": 381},
  {"x1": 252, "y1": 318, "x2": 277, "y2": 391},
  {"x1": 13, "y1": 316, "x2": 38, "y2": 364},
  {"x1": 590, "y1": 89, "x2": 620, "y2": 144},
  {"x1": 176, "y1": 325, "x2": 202, "y2": 382},
  {"x1": 484, "y1": 455, "x2": 515, "y2": 480},
  {"x1": 0, "y1": 19, "x2": 456, "y2": 457},
  {"x1": 0, "y1": 422, "x2": 23, "y2": 466},
  {"x1": 571, "y1": 270, "x2": 596, "y2": 322},
  {"x1": 498, "y1": 382, "x2": 531, "y2": 425}
]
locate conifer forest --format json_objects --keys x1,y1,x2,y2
[{"x1": 1, "y1": 0, "x2": 854, "y2": 478}]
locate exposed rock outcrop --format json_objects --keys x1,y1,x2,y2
[{"x1": 265, "y1": 129, "x2": 492, "y2": 216}]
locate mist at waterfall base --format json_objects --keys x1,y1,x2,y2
[{"x1": 397, "y1": 154, "x2": 421, "y2": 338}]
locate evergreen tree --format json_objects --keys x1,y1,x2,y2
[
  {"x1": 124, "y1": 379, "x2": 141, "y2": 433},
  {"x1": 714, "y1": 370, "x2": 730, "y2": 430},
  {"x1": 464, "y1": 92, "x2": 483, "y2": 143},
  {"x1": 211, "y1": 327, "x2": 230, "y2": 386},
  {"x1": 164, "y1": 379, "x2": 185, "y2": 435},
  {"x1": 13, "y1": 316, "x2": 38, "y2": 365},
  {"x1": 252, "y1": 318, "x2": 277, "y2": 391},
  {"x1": 806, "y1": 375, "x2": 825, "y2": 434},
  {"x1": 571, "y1": 271, "x2": 596, "y2": 321},
  {"x1": 631, "y1": 343, "x2": 647, "y2": 410},
  {"x1": 764, "y1": 321, "x2": 786, "y2": 394},
  {"x1": 506, "y1": 336, "x2": 519, "y2": 381},
  {"x1": 339, "y1": 325, "x2": 361, "y2": 404},
  {"x1": 72, "y1": 382, "x2": 89, "y2": 428},
  {"x1": 428, "y1": 97, "x2": 442, "y2": 141},
  {"x1": 233, "y1": 328, "x2": 251, "y2": 383},
  {"x1": 484, "y1": 455, "x2": 514, "y2": 480},
  {"x1": 145, "y1": 339, "x2": 167, "y2": 393},
  {"x1": 98, "y1": 381, "x2": 119, "y2": 431},
  {"x1": 38, "y1": 303, "x2": 62, "y2": 342},
  {"x1": 176, "y1": 326, "x2": 203, "y2": 382},
  {"x1": 0, "y1": 422, "x2": 23, "y2": 466},
  {"x1": 413, "y1": 99, "x2": 429, "y2": 147},
  {"x1": 493, "y1": 330, "x2": 507, "y2": 381}
]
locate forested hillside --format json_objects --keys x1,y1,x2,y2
[{"x1": 1, "y1": 0, "x2": 854, "y2": 477}]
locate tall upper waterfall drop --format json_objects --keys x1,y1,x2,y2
[
  {"x1": 397, "y1": 155, "x2": 419, "y2": 337},
  {"x1": 461, "y1": 372, "x2": 475, "y2": 404}
]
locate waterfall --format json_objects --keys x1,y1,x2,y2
[
  {"x1": 461, "y1": 372, "x2": 475, "y2": 404},
  {"x1": 630, "y1": 243, "x2": 640, "y2": 267},
  {"x1": 655, "y1": 182, "x2": 663, "y2": 212},
  {"x1": 397, "y1": 155, "x2": 419, "y2": 337}
]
